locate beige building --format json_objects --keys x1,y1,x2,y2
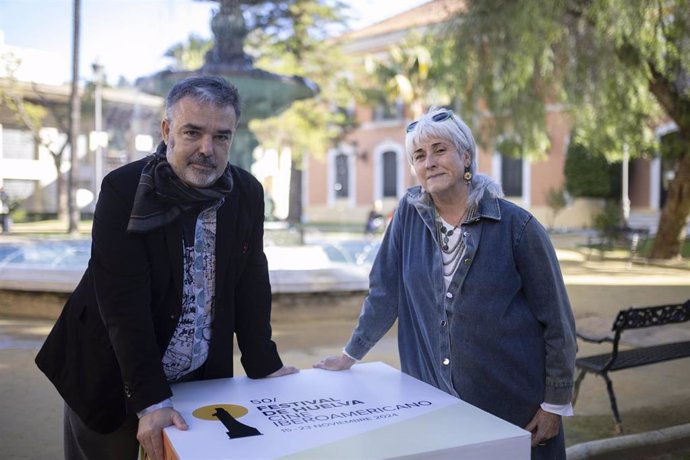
[
  {"x1": 302, "y1": 0, "x2": 674, "y2": 232},
  {"x1": 1, "y1": 6, "x2": 678, "y2": 232}
]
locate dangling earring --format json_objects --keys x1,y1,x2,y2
[{"x1": 464, "y1": 164, "x2": 473, "y2": 185}]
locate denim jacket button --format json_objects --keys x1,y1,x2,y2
[
  {"x1": 441, "y1": 320, "x2": 447, "y2": 327},
  {"x1": 464, "y1": 258, "x2": 472, "y2": 265},
  {"x1": 445, "y1": 292, "x2": 453, "y2": 299},
  {"x1": 442, "y1": 358, "x2": 450, "y2": 366}
]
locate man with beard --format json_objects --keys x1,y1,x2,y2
[{"x1": 36, "y1": 76, "x2": 297, "y2": 460}]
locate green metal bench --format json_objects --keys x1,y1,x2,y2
[{"x1": 572, "y1": 300, "x2": 690, "y2": 434}]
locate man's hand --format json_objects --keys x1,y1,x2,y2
[
  {"x1": 313, "y1": 354, "x2": 356, "y2": 371},
  {"x1": 524, "y1": 408, "x2": 560, "y2": 447},
  {"x1": 137, "y1": 407, "x2": 188, "y2": 460},
  {"x1": 267, "y1": 365, "x2": 299, "y2": 377}
]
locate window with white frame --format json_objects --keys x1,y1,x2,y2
[
  {"x1": 373, "y1": 142, "x2": 404, "y2": 201},
  {"x1": 2, "y1": 129, "x2": 35, "y2": 160},
  {"x1": 334, "y1": 152, "x2": 349, "y2": 198},
  {"x1": 382, "y1": 151, "x2": 398, "y2": 198},
  {"x1": 501, "y1": 155, "x2": 523, "y2": 197}
]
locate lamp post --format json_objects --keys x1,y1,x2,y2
[
  {"x1": 92, "y1": 60, "x2": 104, "y2": 203},
  {"x1": 622, "y1": 144, "x2": 630, "y2": 226},
  {"x1": 66, "y1": 0, "x2": 82, "y2": 234}
]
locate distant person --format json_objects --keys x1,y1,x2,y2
[
  {"x1": 364, "y1": 200, "x2": 384, "y2": 234},
  {"x1": 315, "y1": 107, "x2": 577, "y2": 460},
  {"x1": 36, "y1": 76, "x2": 297, "y2": 460},
  {"x1": 264, "y1": 193, "x2": 276, "y2": 221},
  {"x1": 0, "y1": 186, "x2": 10, "y2": 233}
]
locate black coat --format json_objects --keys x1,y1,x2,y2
[{"x1": 35, "y1": 158, "x2": 283, "y2": 433}]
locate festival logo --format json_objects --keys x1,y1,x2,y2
[{"x1": 193, "y1": 404, "x2": 261, "y2": 439}]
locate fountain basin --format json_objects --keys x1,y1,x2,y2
[{"x1": 0, "y1": 238, "x2": 377, "y2": 320}]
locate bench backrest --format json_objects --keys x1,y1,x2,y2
[
  {"x1": 592, "y1": 300, "x2": 690, "y2": 371},
  {"x1": 612, "y1": 300, "x2": 690, "y2": 334}
]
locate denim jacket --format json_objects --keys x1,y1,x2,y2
[{"x1": 345, "y1": 186, "x2": 576, "y2": 428}]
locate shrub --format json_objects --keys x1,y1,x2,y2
[
  {"x1": 592, "y1": 201, "x2": 623, "y2": 236},
  {"x1": 546, "y1": 187, "x2": 567, "y2": 229},
  {"x1": 564, "y1": 142, "x2": 620, "y2": 199}
]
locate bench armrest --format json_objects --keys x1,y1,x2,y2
[
  {"x1": 576, "y1": 316, "x2": 615, "y2": 344},
  {"x1": 576, "y1": 331, "x2": 614, "y2": 344}
]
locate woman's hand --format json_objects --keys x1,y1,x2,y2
[{"x1": 313, "y1": 354, "x2": 356, "y2": 371}]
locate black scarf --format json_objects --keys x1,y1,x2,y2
[{"x1": 126, "y1": 141, "x2": 234, "y2": 233}]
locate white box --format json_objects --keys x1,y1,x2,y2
[{"x1": 162, "y1": 362, "x2": 530, "y2": 459}]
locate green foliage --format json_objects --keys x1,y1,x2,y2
[
  {"x1": 249, "y1": 97, "x2": 351, "y2": 162},
  {"x1": 164, "y1": 34, "x2": 212, "y2": 71},
  {"x1": 243, "y1": 0, "x2": 346, "y2": 56},
  {"x1": 165, "y1": 2, "x2": 353, "y2": 164},
  {"x1": 547, "y1": 187, "x2": 567, "y2": 214},
  {"x1": 435, "y1": 0, "x2": 690, "y2": 258},
  {"x1": 243, "y1": 0, "x2": 354, "y2": 162},
  {"x1": 564, "y1": 142, "x2": 615, "y2": 198},
  {"x1": 244, "y1": 0, "x2": 348, "y2": 60},
  {"x1": 434, "y1": 0, "x2": 565, "y2": 153},
  {"x1": 546, "y1": 187, "x2": 567, "y2": 229},
  {"x1": 437, "y1": 0, "x2": 689, "y2": 160},
  {"x1": 362, "y1": 33, "x2": 438, "y2": 118},
  {"x1": 660, "y1": 131, "x2": 686, "y2": 161},
  {"x1": 9, "y1": 206, "x2": 28, "y2": 223},
  {"x1": 495, "y1": 138, "x2": 523, "y2": 159},
  {"x1": 637, "y1": 237, "x2": 690, "y2": 258},
  {"x1": 592, "y1": 201, "x2": 624, "y2": 235},
  {"x1": 1, "y1": 52, "x2": 48, "y2": 132}
]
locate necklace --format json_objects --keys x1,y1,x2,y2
[{"x1": 435, "y1": 209, "x2": 467, "y2": 277}]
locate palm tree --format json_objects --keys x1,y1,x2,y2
[{"x1": 364, "y1": 36, "x2": 434, "y2": 119}]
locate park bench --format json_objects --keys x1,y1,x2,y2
[
  {"x1": 586, "y1": 225, "x2": 650, "y2": 262},
  {"x1": 572, "y1": 300, "x2": 690, "y2": 434}
]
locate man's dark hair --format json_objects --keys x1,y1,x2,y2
[{"x1": 165, "y1": 76, "x2": 241, "y2": 123}]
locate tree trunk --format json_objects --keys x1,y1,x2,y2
[
  {"x1": 57, "y1": 170, "x2": 68, "y2": 221},
  {"x1": 645, "y1": 60, "x2": 690, "y2": 259},
  {"x1": 287, "y1": 161, "x2": 304, "y2": 245},
  {"x1": 649, "y1": 153, "x2": 690, "y2": 259},
  {"x1": 49, "y1": 153, "x2": 68, "y2": 221}
]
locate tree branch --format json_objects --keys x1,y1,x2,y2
[
  {"x1": 647, "y1": 61, "x2": 690, "y2": 140},
  {"x1": 32, "y1": 83, "x2": 69, "y2": 133}
]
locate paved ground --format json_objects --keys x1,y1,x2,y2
[{"x1": 1, "y1": 236, "x2": 689, "y2": 459}]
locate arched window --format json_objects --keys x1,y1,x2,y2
[
  {"x1": 382, "y1": 151, "x2": 398, "y2": 198},
  {"x1": 373, "y1": 142, "x2": 404, "y2": 202},
  {"x1": 334, "y1": 152, "x2": 349, "y2": 198}
]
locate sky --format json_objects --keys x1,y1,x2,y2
[{"x1": 0, "y1": 0, "x2": 429, "y2": 85}]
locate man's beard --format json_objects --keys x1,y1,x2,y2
[{"x1": 166, "y1": 138, "x2": 222, "y2": 188}]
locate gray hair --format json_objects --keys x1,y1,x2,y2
[
  {"x1": 165, "y1": 76, "x2": 241, "y2": 124},
  {"x1": 405, "y1": 107, "x2": 503, "y2": 208}
]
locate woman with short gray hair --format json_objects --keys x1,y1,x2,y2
[{"x1": 316, "y1": 107, "x2": 577, "y2": 460}]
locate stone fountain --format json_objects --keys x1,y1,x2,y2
[
  {"x1": 137, "y1": 0, "x2": 318, "y2": 169},
  {"x1": 0, "y1": 1, "x2": 378, "y2": 325}
]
